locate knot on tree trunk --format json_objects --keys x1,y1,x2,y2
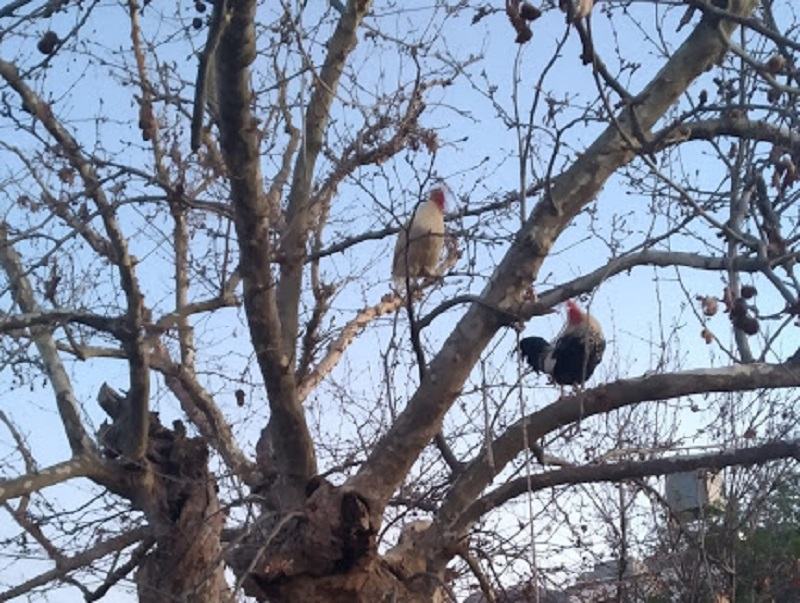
[
  {"x1": 229, "y1": 478, "x2": 374, "y2": 596},
  {"x1": 228, "y1": 478, "x2": 448, "y2": 601}
]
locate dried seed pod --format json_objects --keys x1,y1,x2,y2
[
  {"x1": 520, "y1": 2, "x2": 542, "y2": 20},
  {"x1": 740, "y1": 285, "x2": 757, "y2": 299},
  {"x1": 765, "y1": 54, "x2": 786, "y2": 74},
  {"x1": 515, "y1": 26, "x2": 533, "y2": 44},
  {"x1": 772, "y1": 168, "x2": 782, "y2": 188},
  {"x1": 700, "y1": 296, "x2": 719, "y2": 317},
  {"x1": 733, "y1": 314, "x2": 759, "y2": 335},
  {"x1": 701, "y1": 328, "x2": 714, "y2": 344},
  {"x1": 730, "y1": 297, "x2": 748, "y2": 319},
  {"x1": 138, "y1": 101, "x2": 156, "y2": 142},
  {"x1": 37, "y1": 31, "x2": 59, "y2": 55},
  {"x1": 57, "y1": 166, "x2": 74, "y2": 185},
  {"x1": 235, "y1": 389, "x2": 246, "y2": 407}
]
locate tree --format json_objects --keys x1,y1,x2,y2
[
  {"x1": 643, "y1": 465, "x2": 800, "y2": 602},
  {"x1": 0, "y1": 0, "x2": 799, "y2": 601}
]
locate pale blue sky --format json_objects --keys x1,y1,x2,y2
[{"x1": 0, "y1": 1, "x2": 797, "y2": 600}]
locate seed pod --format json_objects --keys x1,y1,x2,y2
[
  {"x1": 740, "y1": 285, "x2": 757, "y2": 299},
  {"x1": 515, "y1": 26, "x2": 533, "y2": 44},
  {"x1": 701, "y1": 328, "x2": 714, "y2": 344},
  {"x1": 765, "y1": 54, "x2": 786, "y2": 74},
  {"x1": 57, "y1": 166, "x2": 75, "y2": 185},
  {"x1": 730, "y1": 297, "x2": 748, "y2": 319},
  {"x1": 733, "y1": 314, "x2": 759, "y2": 336},
  {"x1": 37, "y1": 31, "x2": 59, "y2": 55},
  {"x1": 700, "y1": 296, "x2": 719, "y2": 317},
  {"x1": 520, "y1": 2, "x2": 542, "y2": 20}
]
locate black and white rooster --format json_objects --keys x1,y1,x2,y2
[{"x1": 520, "y1": 299, "x2": 605, "y2": 386}]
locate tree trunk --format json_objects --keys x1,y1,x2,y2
[
  {"x1": 228, "y1": 479, "x2": 447, "y2": 602},
  {"x1": 97, "y1": 389, "x2": 231, "y2": 602},
  {"x1": 253, "y1": 559, "x2": 444, "y2": 603},
  {"x1": 136, "y1": 474, "x2": 231, "y2": 603}
]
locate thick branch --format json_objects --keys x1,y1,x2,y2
[
  {"x1": 0, "y1": 457, "x2": 91, "y2": 504},
  {"x1": 190, "y1": 0, "x2": 226, "y2": 151},
  {"x1": 415, "y1": 242, "x2": 777, "y2": 327},
  {"x1": 151, "y1": 282, "x2": 239, "y2": 334},
  {"x1": 0, "y1": 226, "x2": 93, "y2": 453},
  {"x1": 297, "y1": 292, "x2": 404, "y2": 402},
  {"x1": 348, "y1": 0, "x2": 760, "y2": 512},
  {"x1": 0, "y1": 58, "x2": 149, "y2": 460},
  {"x1": 0, "y1": 310, "x2": 126, "y2": 336},
  {"x1": 529, "y1": 248, "x2": 794, "y2": 315},
  {"x1": 461, "y1": 440, "x2": 800, "y2": 528},
  {"x1": 654, "y1": 116, "x2": 800, "y2": 155},
  {"x1": 215, "y1": 0, "x2": 315, "y2": 501},
  {"x1": 439, "y1": 361, "x2": 800, "y2": 529},
  {"x1": 0, "y1": 527, "x2": 150, "y2": 602},
  {"x1": 276, "y1": 0, "x2": 374, "y2": 362}
]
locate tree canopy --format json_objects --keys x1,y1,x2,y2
[{"x1": 0, "y1": 0, "x2": 799, "y2": 601}]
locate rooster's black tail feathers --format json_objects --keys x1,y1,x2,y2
[{"x1": 519, "y1": 336, "x2": 550, "y2": 373}]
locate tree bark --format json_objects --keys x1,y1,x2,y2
[{"x1": 96, "y1": 391, "x2": 232, "y2": 602}]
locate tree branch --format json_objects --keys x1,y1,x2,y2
[
  {"x1": 0, "y1": 309, "x2": 127, "y2": 336},
  {"x1": 0, "y1": 58, "x2": 150, "y2": 460},
  {"x1": 0, "y1": 457, "x2": 91, "y2": 504},
  {"x1": 0, "y1": 225, "x2": 93, "y2": 454},
  {"x1": 439, "y1": 361, "x2": 800, "y2": 529},
  {"x1": 276, "y1": 0, "x2": 374, "y2": 363},
  {"x1": 85, "y1": 537, "x2": 155, "y2": 602},
  {"x1": 527, "y1": 248, "x2": 795, "y2": 316},
  {"x1": 0, "y1": 527, "x2": 150, "y2": 602},
  {"x1": 215, "y1": 0, "x2": 315, "y2": 502},
  {"x1": 653, "y1": 116, "x2": 800, "y2": 155},
  {"x1": 460, "y1": 440, "x2": 800, "y2": 529},
  {"x1": 347, "y1": 0, "x2": 761, "y2": 513},
  {"x1": 297, "y1": 291, "x2": 405, "y2": 402}
]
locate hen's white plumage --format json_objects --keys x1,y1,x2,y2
[{"x1": 392, "y1": 188, "x2": 446, "y2": 289}]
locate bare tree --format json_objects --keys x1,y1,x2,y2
[{"x1": 0, "y1": 0, "x2": 799, "y2": 601}]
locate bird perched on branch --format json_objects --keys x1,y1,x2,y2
[
  {"x1": 392, "y1": 186, "x2": 446, "y2": 289},
  {"x1": 520, "y1": 299, "x2": 605, "y2": 386}
]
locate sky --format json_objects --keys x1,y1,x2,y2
[{"x1": 0, "y1": 0, "x2": 798, "y2": 600}]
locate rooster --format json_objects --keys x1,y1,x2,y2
[
  {"x1": 392, "y1": 186, "x2": 446, "y2": 289},
  {"x1": 520, "y1": 299, "x2": 605, "y2": 385}
]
